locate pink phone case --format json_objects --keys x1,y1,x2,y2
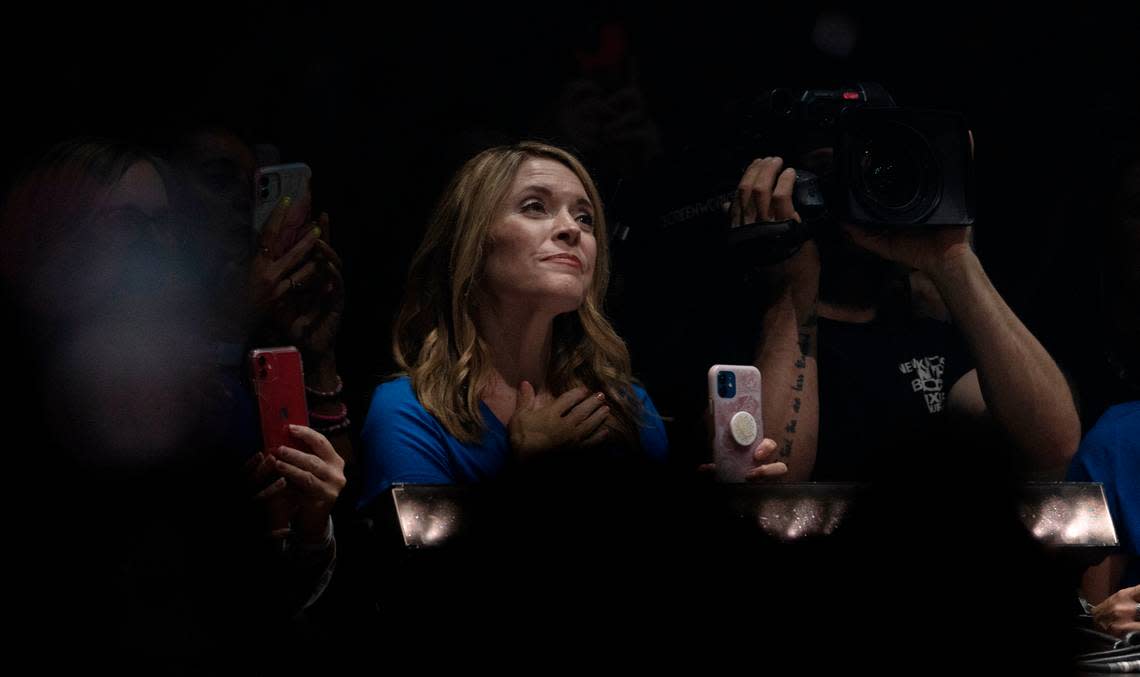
[{"x1": 708, "y1": 364, "x2": 763, "y2": 483}]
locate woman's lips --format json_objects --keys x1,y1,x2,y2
[{"x1": 543, "y1": 254, "x2": 582, "y2": 269}]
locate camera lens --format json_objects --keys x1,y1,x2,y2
[
  {"x1": 258, "y1": 175, "x2": 269, "y2": 188},
  {"x1": 850, "y1": 121, "x2": 939, "y2": 222},
  {"x1": 717, "y1": 371, "x2": 736, "y2": 398},
  {"x1": 260, "y1": 188, "x2": 270, "y2": 199}
]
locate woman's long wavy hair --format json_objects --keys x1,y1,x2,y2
[{"x1": 393, "y1": 141, "x2": 645, "y2": 447}]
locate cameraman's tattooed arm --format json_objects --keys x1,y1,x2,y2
[
  {"x1": 754, "y1": 293, "x2": 818, "y2": 481},
  {"x1": 734, "y1": 157, "x2": 820, "y2": 480}
]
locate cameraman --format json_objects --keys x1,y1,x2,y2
[{"x1": 740, "y1": 148, "x2": 1080, "y2": 481}]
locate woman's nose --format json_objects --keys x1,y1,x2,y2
[{"x1": 554, "y1": 209, "x2": 581, "y2": 244}]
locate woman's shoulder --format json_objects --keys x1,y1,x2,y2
[
  {"x1": 372, "y1": 374, "x2": 416, "y2": 402},
  {"x1": 365, "y1": 375, "x2": 440, "y2": 429}
]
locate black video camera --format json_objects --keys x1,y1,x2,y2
[
  {"x1": 765, "y1": 82, "x2": 975, "y2": 229},
  {"x1": 611, "y1": 82, "x2": 975, "y2": 266}
]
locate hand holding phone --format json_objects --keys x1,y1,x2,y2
[
  {"x1": 250, "y1": 347, "x2": 309, "y2": 455},
  {"x1": 247, "y1": 347, "x2": 346, "y2": 543},
  {"x1": 253, "y1": 163, "x2": 312, "y2": 255},
  {"x1": 707, "y1": 364, "x2": 774, "y2": 483}
]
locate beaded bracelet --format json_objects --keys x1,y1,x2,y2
[
  {"x1": 312, "y1": 417, "x2": 352, "y2": 435},
  {"x1": 309, "y1": 401, "x2": 349, "y2": 423},
  {"x1": 305, "y1": 374, "x2": 344, "y2": 399}
]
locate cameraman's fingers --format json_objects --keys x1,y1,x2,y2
[
  {"x1": 753, "y1": 438, "x2": 779, "y2": 465},
  {"x1": 736, "y1": 159, "x2": 766, "y2": 225},
  {"x1": 754, "y1": 157, "x2": 785, "y2": 221},
  {"x1": 746, "y1": 462, "x2": 788, "y2": 481},
  {"x1": 772, "y1": 168, "x2": 801, "y2": 223}
]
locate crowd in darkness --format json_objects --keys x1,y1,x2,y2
[{"x1": 3, "y1": 3, "x2": 1138, "y2": 671}]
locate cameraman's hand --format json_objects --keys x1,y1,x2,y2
[
  {"x1": 730, "y1": 157, "x2": 801, "y2": 227},
  {"x1": 843, "y1": 129, "x2": 977, "y2": 276},
  {"x1": 697, "y1": 438, "x2": 788, "y2": 481},
  {"x1": 508, "y1": 382, "x2": 611, "y2": 461},
  {"x1": 843, "y1": 222, "x2": 973, "y2": 277},
  {"x1": 731, "y1": 157, "x2": 820, "y2": 315}
]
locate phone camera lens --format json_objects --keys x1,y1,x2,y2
[{"x1": 258, "y1": 175, "x2": 269, "y2": 188}]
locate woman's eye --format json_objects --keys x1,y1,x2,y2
[
  {"x1": 577, "y1": 213, "x2": 595, "y2": 229},
  {"x1": 522, "y1": 200, "x2": 546, "y2": 214}
]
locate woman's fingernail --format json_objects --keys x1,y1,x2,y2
[
  {"x1": 312, "y1": 227, "x2": 322, "y2": 237},
  {"x1": 595, "y1": 392, "x2": 606, "y2": 401},
  {"x1": 282, "y1": 196, "x2": 292, "y2": 208}
]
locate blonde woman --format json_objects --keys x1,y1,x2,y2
[{"x1": 358, "y1": 142, "x2": 679, "y2": 507}]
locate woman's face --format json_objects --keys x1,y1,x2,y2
[
  {"x1": 107, "y1": 160, "x2": 170, "y2": 214},
  {"x1": 58, "y1": 160, "x2": 179, "y2": 319},
  {"x1": 481, "y1": 157, "x2": 598, "y2": 315}
]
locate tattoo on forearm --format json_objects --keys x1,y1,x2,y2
[
  {"x1": 798, "y1": 332, "x2": 812, "y2": 356},
  {"x1": 778, "y1": 322, "x2": 815, "y2": 462}
]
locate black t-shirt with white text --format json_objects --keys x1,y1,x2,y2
[{"x1": 813, "y1": 316, "x2": 975, "y2": 481}]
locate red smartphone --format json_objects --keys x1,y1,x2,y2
[
  {"x1": 707, "y1": 364, "x2": 764, "y2": 483},
  {"x1": 253, "y1": 162, "x2": 313, "y2": 254},
  {"x1": 250, "y1": 347, "x2": 308, "y2": 456}
]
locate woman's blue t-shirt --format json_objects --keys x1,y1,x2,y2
[{"x1": 358, "y1": 376, "x2": 669, "y2": 509}]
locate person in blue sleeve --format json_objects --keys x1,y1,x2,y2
[
  {"x1": 358, "y1": 141, "x2": 786, "y2": 509},
  {"x1": 1069, "y1": 152, "x2": 1140, "y2": 637}
]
